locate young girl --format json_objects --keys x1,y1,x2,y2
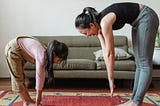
[
  {"x1": 5, "y1": 36, "x2": 68, "y2": 106},
  {"x1": 75, "y1": 2, "x2": 159, "y2": 106}
]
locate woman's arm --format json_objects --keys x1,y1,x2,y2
[
  {"x1": 97, "y1": 33, "x2": 107, "y2": 60},
  {"x1": 100, "y1": 12, "x2": 116, "y2": 96},
  {"x1": 98, "y1": 32, "x2": 105, "y2": 50}
]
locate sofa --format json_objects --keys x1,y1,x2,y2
[{"x1": 24, "y1": 35, "x2": 160, "y2": 81}]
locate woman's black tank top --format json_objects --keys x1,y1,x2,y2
[{"x1": 98, "y1": 2, "x2": 140, "y2": 30}]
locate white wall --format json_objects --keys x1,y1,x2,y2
[{"x1": 0, "y1": 0, "x2": 159, "y2": 77}]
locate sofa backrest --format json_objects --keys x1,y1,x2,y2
[{"x1": 34, "y1": 35, "x2": 128, "y2": 60}]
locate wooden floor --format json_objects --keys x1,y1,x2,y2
[
  {"x1": 0, "y1": 78, "x2": 12, "y2": 90},
  {"x1": 0, "y1": 78, "x2": 159, "y2": 92}
]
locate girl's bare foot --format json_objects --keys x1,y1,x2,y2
[{"x1": 23, "y1": 100, "x2": 36, "y2": 106}]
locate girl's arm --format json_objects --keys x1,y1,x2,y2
[{"x1": 35, "y1": 52, "x2": 46, "y2": 105}]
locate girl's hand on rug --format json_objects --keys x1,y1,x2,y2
[
  {"x1": 36, "y1": 102, "x2": 42, "y2": 106},
  {"x1": 36, "y1": 99, "x2": 41, "y2": 106},
  {"x1": 36, "y1": 90, "x2": 42, "y2": 106}
]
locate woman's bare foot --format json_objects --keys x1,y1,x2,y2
[
  {"x1": 127, "y1": 101, "x2": 141, "y2": 106},
  {"x1": 118, "y1": 99, "x2": 132, "y2": 106}
]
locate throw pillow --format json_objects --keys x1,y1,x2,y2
[{"x1": 93, "y1": 48, "x2": 132, "y2": 61}]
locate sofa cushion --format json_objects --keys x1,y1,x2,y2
[
  {"x1": 93, "y1": 48, "x2": 132, "y2": 61},
  {"x1": 68, "y1": 47, "x2": 101, "y2": 60},
  {"x1": 53, "y1": 59, "x2": 96, "y2": 70},
  {"x1": 24, "y1": 62, "x2": 35, "y2": 70},
  {"x1": 24, "y1": 59, "x2": 96, "y2": 70},
  {"x1": 96, "y1": 60, "x2": 136, "y2": 71}
]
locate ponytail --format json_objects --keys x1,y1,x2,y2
[
  {"x1": 46, "y1": 40, "x2": 68, "y2": 88},
  {"x1": 83, "y1": 7, "x2": 98, "y2": 24},
  {"x1": 45, "y1": 40, "x2": 55, "y2": 88},
  {"x1": 75, "y1": 7, "x2": 99, "y2": 29}
]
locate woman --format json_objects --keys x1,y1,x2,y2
[
  {"x1": 75, "y1": 2, "x2": 159, "y2": 106},
  {"x1": 5, "y1": 36, "x2": 68, "y2": 106}
]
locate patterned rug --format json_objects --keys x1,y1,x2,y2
[{"x1": 0, "y1": 90, "x2": 160, "y2": 106}]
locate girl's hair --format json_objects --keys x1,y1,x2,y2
[
  {"x1": 75, "y1": 7, "x2": 99, "y2": 29},
  {"x1": 45, "y1": 40, "x2": 68, "y2": 87}
]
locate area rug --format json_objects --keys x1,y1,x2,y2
[{"x1": 0, "y1": 90, "x2": 160, "y2": 106}]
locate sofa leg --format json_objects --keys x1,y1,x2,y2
[
  {"x1": 120, "y1": 79, "x2": 124, "y2": 88},
  {"x1": 130, "y1": 80, "x2": 134, "y2": 90},
  {"x1": 45, "y1": 78, "x2": 56, "y2": 89},
  {"x1": 115, "y1": 79, "x2": 124, "y2": 88},
  {"x1": 25, "y1": 78, "x2": 36, "y2": 89},
  {"x1": 149, "y1": 82, "x2": 154, "y2": 88}
]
